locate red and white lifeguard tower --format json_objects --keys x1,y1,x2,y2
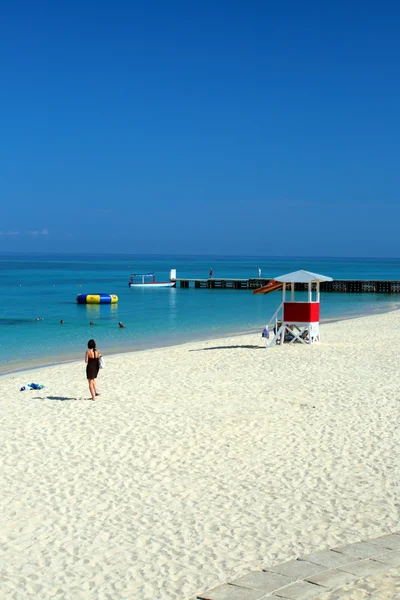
[{"x1": 253, "y1": 270, "x2": 333, "y2": 346}]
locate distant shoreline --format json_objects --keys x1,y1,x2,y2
[{"x1": 2, "y1": 303, "x2": 398, "y2": 379}]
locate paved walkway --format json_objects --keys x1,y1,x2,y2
[{"x1": 196, "y1": 532, "x2": 400, "y2": 600}]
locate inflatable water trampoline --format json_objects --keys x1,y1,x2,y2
[{"x1": 76, "y1": 294, "x2": 118, "y2": 304}]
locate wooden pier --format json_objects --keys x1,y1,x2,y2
[
  {"x1": 176, "y1": 278, "x2": 257, "y2": 289},
  {"x1": 175, "y1": 278, "x2": 400, "y2": 293}
]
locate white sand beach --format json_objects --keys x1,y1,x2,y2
[{"x1": 1, "y1": 311, "x2": 400, "y2": 600}]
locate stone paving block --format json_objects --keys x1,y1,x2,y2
[
  {"x1": 273, "y1": 580, "x2": 323, "y2": 599},
  {"x1": 231, "y1": 572, "x2": 294, "y2": 593},
  {"x1": 339, "y1": 558, "x2": 388, "y2": 577},
  {"x1": 306, "y1": 567, "x2": 356, "y2": 589},
  {"x1": 198, "y1": 533, "x2": 400, "y2": 600},
  {"x1": 332, "y1": 541, "x2": 383, "y2": 559},
  {"x1": 302, "y1": 550, "x2": 360, "y2": 569},
  {"x1": 312, "y1": 586, "x2": 372, "y2": 600},
  {"x1": 369, "y1": 533, "x2": 400, "y2": 551},
  {"x1": 266, "y1": 560, "x2": 323, "y2": 579},
  {"x1": 197, "y1": 583, "x2": 268, "y2": 600},
  {"x1": 373, "y1": 550, "x2": 400, "y2": 567}
]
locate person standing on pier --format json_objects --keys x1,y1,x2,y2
[
  {"x1": 258, "y1": 267, "x2": 262, "y2": 278},
  {"x1": 209, "y1": 268, "x2": 213, "y2": 278}
]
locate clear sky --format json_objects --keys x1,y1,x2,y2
[{"x1": 0, "y1": 1, "x2": 399, "y2": 256}]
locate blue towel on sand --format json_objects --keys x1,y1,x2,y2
[{"x1": 20, "y1": 383, "x2": 45, "y2": 391}]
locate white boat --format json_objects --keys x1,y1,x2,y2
[{"x1": 128, "y1": 273, "x2": 176, "y2": 288}]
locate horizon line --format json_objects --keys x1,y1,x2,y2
[{"x1": 1, "y1": 251, "x2": 400, "y2": 261}]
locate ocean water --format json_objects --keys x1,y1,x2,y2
[{"x1": 1, "y1": 254, "x2": 400, "y2": 374}]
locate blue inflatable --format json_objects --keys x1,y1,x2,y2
[{"x1": 76, "y1": 294, "x2": 118, "y2": 304}]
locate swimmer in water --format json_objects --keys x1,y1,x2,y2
[
  {"x1": 60, "y1": 320, "x2": 64, "y2": 324},
  {"x1": 89, "y1": 321, "x2": 95, "y2": 326},
  {"x1": 118, "y1": 322, "x2": 125, "y2": 328}
]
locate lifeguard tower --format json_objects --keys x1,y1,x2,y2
[{"x1": 253, "y1": 270, "x2": 333, "y2": 346}]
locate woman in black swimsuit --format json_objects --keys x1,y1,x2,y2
[{"x1": 85, "y1": 339, "x2": 101, "y2": 401}]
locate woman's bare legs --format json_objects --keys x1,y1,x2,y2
[{"x1": 88, "y1": 379, "x2": 96, "y2": 400}]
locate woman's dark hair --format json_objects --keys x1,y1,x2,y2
[{"x1": 87, "y1": 339, "x2": 96, "y2": 350}]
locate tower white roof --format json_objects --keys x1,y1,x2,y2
[{"x1": 275, "y1": 270, "x2": 333, "y2": 283}]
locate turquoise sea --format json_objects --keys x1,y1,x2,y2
[{"x1": 1, "y1": 254, "x2": 400, "y2": 374}]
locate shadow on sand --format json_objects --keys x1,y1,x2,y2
[
  {"x1": 33, "y1": 395, "x2": 77, "y2": 401},
  {"x1": 189, "y1": 344, "x2": 264, "y2": 352}
]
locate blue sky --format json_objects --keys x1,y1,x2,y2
[{"x1": 0, "y1": 1, "x2": 399, "y2": 256}]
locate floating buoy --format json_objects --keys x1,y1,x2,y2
[{"x1": 76, "y1": 294, "x2": 118, "y2": 304}]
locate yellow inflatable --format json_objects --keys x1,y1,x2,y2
[{"x1": 76, "y1": 294, "x2": 118, "y2": 304}]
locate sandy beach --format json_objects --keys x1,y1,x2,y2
[{"x1": 1, "y1": 311, "x2": 399, "y2": 600}]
